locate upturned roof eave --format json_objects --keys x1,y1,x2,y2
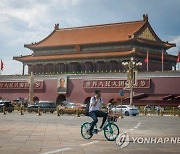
[
  {"x1": 24, "y1": 39, "x2": 133, "y2": 50},
  {"x1": 24, "y1": 29, "x2": 56, "y2": 49},
  {"x1": 133, "y1": 19, "x2": 176, "y2": 49},
  {"x1": 135, "y1": 38, "x2": 176, "y2": 49},
  {"x1": 13, "y1": 50, "x2": 135, "y2": 63}
]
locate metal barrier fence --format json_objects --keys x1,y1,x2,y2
[
  {"x1": 139, "y1": 107, "x2": 180, "y2": 116},
  {"x1": 0, "y1": 106, "x2": 84, "y2": 117},
  {"x1": 1, "y1": 106, "x2": 180, "y2": 117}
]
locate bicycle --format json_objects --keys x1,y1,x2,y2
[{"x1": 81, "y1": 107, "x2": 120, "y2": 141}]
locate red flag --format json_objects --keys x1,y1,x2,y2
[
  {"x1": 145, "y1": 51, "x2": 149, "y2": 63},
  {"x1": 176, "y1": 52, "x2": 180, "y2": 63},
  {"x1": 1, "y1": 59, "x2": 4, "y2": 71}
]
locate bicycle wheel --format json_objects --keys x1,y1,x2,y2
[
  {"x1": 81, "y1": 121, "x2": 93, "y2": 139},
  {"x1": 104, "y1": 123, "x2": 119, "y2": 141}
]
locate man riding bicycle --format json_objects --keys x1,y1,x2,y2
[{"x1": 89, "y1": 90, "x2": 107, "y2": 136}]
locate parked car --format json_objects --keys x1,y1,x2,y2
[
  {"x1": 0, "y1": 100, "x2": 14, "y2": 113},
  {"x1": 27, "y1": 104, "x2": 39, "y2": 113},
  {"x1": 61, "y1": 101, "x2": 71, "y2": 106},
  {"x1": 58, "y1": 102, "x2": 86, "y2": 115},
  {"x1": 39, "y1": 101, "x2": 56, "y2": 113},
  {"x1": 27, "y1": 101, "x2": 56, "y2": 113},
  {"x1": 111, "y1": 105, "x2": 139, "y2": 116},
  {"x1": 65, "y1": 102, "x2": 86, "y2": 109}
]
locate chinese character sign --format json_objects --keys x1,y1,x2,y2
[{"x1": 83, "y1": 79, "x2": 150, "y2": 89}]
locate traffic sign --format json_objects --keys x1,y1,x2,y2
[{"x1": 119, "y1": 89, "x2": 124, "y2": 96}]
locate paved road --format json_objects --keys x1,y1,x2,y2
[{"x1": 0, "y1": 111, "x2": 179, "y2": 154}]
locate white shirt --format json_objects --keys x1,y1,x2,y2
[{"x1": 89, "y1": 96, "x2": 103, "y2": 112}]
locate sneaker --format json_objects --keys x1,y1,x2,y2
[
  {"x1": 88, "y1": 130, "x2": 93, "y2": 136},
  {"x1": 98, "y1": 127, "x2": 103, "y2": 132},
  {"x1": 98, "y1": 128, "x2": 102, "y2": 132}
]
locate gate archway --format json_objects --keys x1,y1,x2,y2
[
  {"x1": 84, "y1": 97, "x2": 91, "y2": 104},
  {"x1": 56, "y1": 94, "x2": 66, "y2": 106},
  {"x1": 33, "y1": 96, "x2": 39, "y2": 103},
  {"x1": 109, "y1": 98, "x2": 114, "y2": 103}
]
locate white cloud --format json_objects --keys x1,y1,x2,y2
[
  {"x1": 51, "y1": 0, "x2": 82, "y2": 8},
  {"x1": 1, "y1": 58, "x2": 23, "y2": 75},
  {"x1": 0, "y1": 2, "x2": 49, "y2": 29},
  {"x1": 167, "y1": 36, "x2": 180, "y2": 55},
  {"x1": 0, "y1": 0, "x2": 82, "y2": 30},
  {"x1": 0, "y1": 0, "x2": 84, "y2": 75},
  {"x1": 172, "y1": 36, "x2": 180, "y2": 49},
  {"x1": 0, "y1": 0, "x2": 180, "y2": 74}
]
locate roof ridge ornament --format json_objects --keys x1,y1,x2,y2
[
  {"x1": 54, "y1": 23, "x2": 59, "y2": 30},
  {"x1": 128, "y1": 34, "x2": 134, "y2": 39},
  {"x1": 143, "y1": 14, "x2": 148, "y2": 21}
]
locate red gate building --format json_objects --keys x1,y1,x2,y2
[{"x1": 0, "y1": 15, "x2": 179, "y2": 106}]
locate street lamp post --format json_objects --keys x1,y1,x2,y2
[
  {"x1": 122, "y1": 57, "x2": 142, "y2": 106},
  {"x1": 28, "y1": 72, "x2": 34, "y2": 104}
]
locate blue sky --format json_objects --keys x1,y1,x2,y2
[{"x1": 1, "y1": 0, "x2": 180, "y2": 75}]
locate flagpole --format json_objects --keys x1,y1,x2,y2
[
  {"x1": 147, "y1": 50, "x2": 149, "y2": 72},
  {"x1": 0, "y1": 58, "x2": 1, "y2": 75},
  {"x1": 162, "y1": 49, "x2": 164, "y2": 72},
  {"x1": 178, "y1": 51, "x2": 180, "y2": 71}
]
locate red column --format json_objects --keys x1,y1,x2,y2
[
  {"x1": 93, "y1": 62, "x2": 96, "y2": 73},
  {"x1": 43, "y1": 64, "x2": 45, "y2": 74},
  {"x1": 22, "y1": 63, "x2": 25, "y2": 75}
]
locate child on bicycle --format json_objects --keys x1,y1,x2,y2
[{"x1": 89, "y1": 89, "x2": 107, "y2": 135}]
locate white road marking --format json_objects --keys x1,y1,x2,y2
[
  {"x1": 40, "y1": 141, "x2": 99, "y2": 154},
  {"x1": 40, "y1": 148, "x2": 72, "y2": 154},
  {"x1": 138, "y1": 121, "x2": 141, "y2": 125},
  {"x1": 80, "y1": 141, "x2": 99, "y2": 146},
  {"x1": 128, "y1": 121, "x2": 141, "y2": 132},
  {"x1": 41, "y1": 138, "x2": 99, "y2": 154},
  {"x1": 129, "y1": 129, "x2": 134, "y2": 131},
  {"x1": 41, "y1": 121, "x2": 141, "y2": 153}
]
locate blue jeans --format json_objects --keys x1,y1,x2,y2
[{"x1": 89, "y1": 110, "x2": 107, "y2": 132}]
